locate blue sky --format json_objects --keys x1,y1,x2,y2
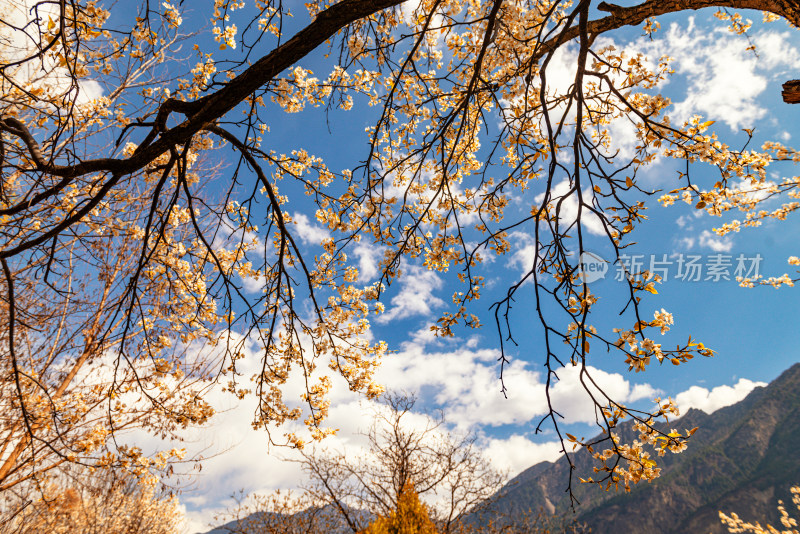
[{"x1": 93, "y1": 4, "x2": 800, "y2": 531}]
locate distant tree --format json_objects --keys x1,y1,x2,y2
[
  {"x1": 300, "y1": 394, "x2": 505, "y2": 533},
  {"x1": 719, "y1": 485, "x2": 800, "y2": 534},
  {"x1": 469, "y1": 507, "x2": 591, "y2": 534},
  {"x1": 361, "y1": 482, "x2": 440, "y2": 534},
  {"x1": 0, "y1": 468, "x2": 183, "y2": 533},
  {"x1": 215, "y1": 490, "x2": 336, "y2": 534}
]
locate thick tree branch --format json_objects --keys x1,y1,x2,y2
[
  {"x1": 0, "y1": 0, "x2": 407, "y2": 259},
  {"x1": 538, "y1": 0, "x2": 800, "y2": 59},
  {"x1": 783, "y1": 79, "x2": 800, "y2": 103},
  {"x1": 0, "y1": 0, "x2": 407, "y2": 196}
]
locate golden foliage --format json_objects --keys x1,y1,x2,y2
[
  {"x1": 361, "y1": 483, "x2": 440, "y2": 534},
  {"x1": 720, "y1": 486, "x2": 800, "y2": 534},
  {"x1": 0, "y1": 469, "x2": 183, "y2": 534},
  {"x1": 213, "y1": 490, "x2": 338, "y2": 534}
]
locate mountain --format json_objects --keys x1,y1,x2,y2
[
  {"x1": 486, "y1": 363, "x2": 800, "y2": 534},
  {"x1": 202, "y1": 503, "x2": 372, "y2": 534}
]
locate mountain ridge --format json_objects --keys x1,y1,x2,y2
[{"x1": 487, "y1": 363, "x2": 800, "y2": 534}]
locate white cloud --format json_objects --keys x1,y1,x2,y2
[
  {"x1": 698, "y1": 229, "x2": 733, "y2": 252},
  {"x1": 647, "y1": 20, "x2": 800, "y2": 130},
  {"x1": 587, "y1": 22, "x2": 800, "y2": 136},
  {"x1": 482, "y1": 435, "x2": 561, "y2": 476},
  {"x1": 78, "y1": 79, "x2": 104, "y2": 103},
  {"x1": 751, "y1": 30, "x2": 800, "y2": 72},
  {"x1": 547, "y1": 364, "x2": 662, "y2": 424},
  {"x1": 399, "y1": 0, "x2": 446, "y2": 50},
  {"x1": 239, "y1": 273, "x2": 266, "y2": 293},
  {"x1": 0, "y1": 0, "x2": 104, "y2": 106},
  {"x1": 376, "y1": 335, "x2": 662, "y2": 428},
  {"x1": 291, "y1": 212, "x2": 329, "y2": 245},
  {"x1": 730, "y1": 177, "x2": 776, "y2": 205},
  {"x1": 378, "y1": 345, "x2": 547, "y2": 428},
  {"x1": 399, "y1": 324, "x2": 440, "y2": 350},
  {"x1": 675, "y1": 378, "x2": 766, "y2": 415},
  {"x1": 676, "y1": 236, "x2": 695, "y2": 250},
  {"x1": 629, "y1": 382, "x2": 660, "y2": 402},
  {"x1": 352, "y1": 242, "x2": 383, "y2": 282},
  {"x1": 375, "y1": 264, "x2": 445, "y2": 323},
  {"x1": 508, "y1": 230, "x2": 538, "y2": 275},
  {"x1": 533, "y1": 179, "x2": 607, "y2": 237},
  {"x1": 603, "y1": 115, "x2": 641, "y2": 161},
  {"x1": 177, "y1": 502, "x2": 219, "y2": 534},
  {"x1": 176, "y1": 365, "x2": 760, "y2": 530}
]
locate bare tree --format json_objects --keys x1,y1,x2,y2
[
  {"x1": 214, "y1": 490, "x2": 338, "y2": 534},
  {"x1": 298, "y1": 394, "x2": 505, "y2": 533},
  {"x1": 0, "y1": 467, "x2": 183, "y2": 534}
]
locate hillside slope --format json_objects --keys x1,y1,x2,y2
[{"x1": 488, "y1": 363, "x2": 800, "y2": 534}]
